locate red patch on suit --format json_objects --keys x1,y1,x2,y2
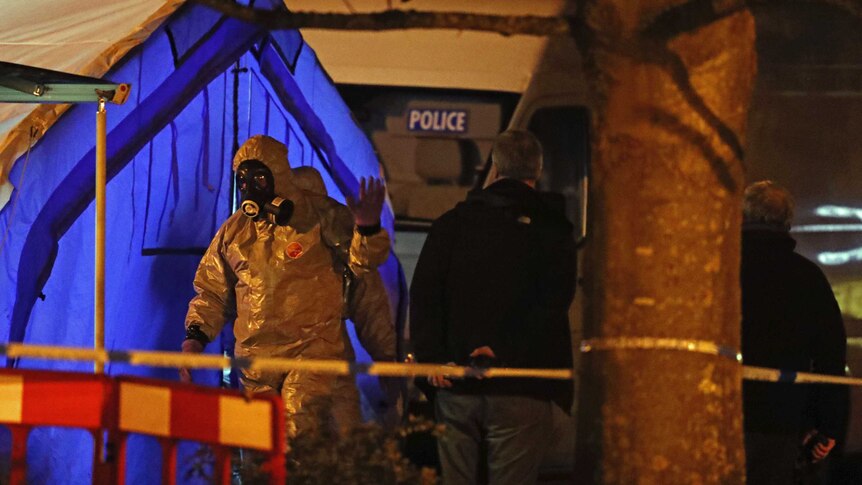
[{"x1": 286, "y1": 241, "x2": 304, "y2": 259}]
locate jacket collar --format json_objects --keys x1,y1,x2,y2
[
  {"x1": 481, "y1": 178, "x2": 537, "y2": 198},
  {"x1": 742, "y1": 223, "x2": 797, "y2": 252}
]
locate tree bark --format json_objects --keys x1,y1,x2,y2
[{"x1": 574, "y1": 2, "x2": 756, "y2": 483}]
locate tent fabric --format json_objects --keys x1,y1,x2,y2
[
  {"x1": 0, "y1": 1, "x2": 405, "y2": 483},
  {"x1": 0, "y1": 0, "x2": 184, "y2": 184},
  {"x1": 6, "y1": 14, "x2": 264, "y2": 349}
]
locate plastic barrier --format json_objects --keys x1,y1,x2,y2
[
  {"x1": 115, "y1": 376, "x2": 285, "y2": 485},
  {"x1": 0, "y1": 369, "x2": 285, "y2": 484},
  {"x1": 0, "y1": 369, "x2": 115, "y2": 484}
]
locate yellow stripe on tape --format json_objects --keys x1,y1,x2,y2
[
  {"x1": 580, "y1": 337, "x2": 742, "y2": 362},
  {"x1": 368, "y1": 362, "x2": 469, "y2": 378},
  {"x1": 125, "y1": 351, "x2": 231, "y2": 370},
  {"x1": 5, "y1": 343, "x2": 108, "y2": 364},
  {"x1": 248, "y1": 357, "x2": 351, "y2": 374},
  {"x1": 484, "y1": 367, "x2": 574, "y2": 379},
  {"x1": 743, "y1": 366, "x2": 862, "y2": 386}
]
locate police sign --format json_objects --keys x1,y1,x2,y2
[{"x1": 407, "y1": 109, "x2": 468, "y2": 134}]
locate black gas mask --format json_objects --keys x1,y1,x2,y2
[{"x1": 236, "y1": 159, "x2": 294, "y2": 226}]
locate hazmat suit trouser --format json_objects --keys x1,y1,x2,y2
[{"x1": 242, "y1": 369, "x2": 361, "y2": 442}]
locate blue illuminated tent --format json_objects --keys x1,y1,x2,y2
[{"x1": 0, "y1": 1, "x2": 405, "y2": 482}]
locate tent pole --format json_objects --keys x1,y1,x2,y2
[{"x1": 95, "y1": 98, "x2": 106, "y2": 374}]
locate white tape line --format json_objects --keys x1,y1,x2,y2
[
  {"x1": 0, "y1": 343, "x2": 574, "y2": 380},
  {"x1": 580, "y1": 337, "x2": 742, "y2": 362},
  {"x1": 743, "y1": 366, "x2": 862, "y2": 386},
  {"x1": 4, "y1": 342, "x2": 862, "y2": 386}
]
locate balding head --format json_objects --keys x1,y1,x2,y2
[
  {"x1": 491, "y1": 129, "x2": 543, "y2": 182},
  {"x1": 743, "y1": 180, "x2": 795, "y2": 231}
]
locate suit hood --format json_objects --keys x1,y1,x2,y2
[{"x1": 232, "y1": 135, "x2": 296, "y2": 200}]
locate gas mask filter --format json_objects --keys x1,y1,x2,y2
[{"x1": 236, "y1": 159, "x2": 294, "y2": 226}]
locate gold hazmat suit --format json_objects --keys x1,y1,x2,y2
[
  {"x1": 185, "y1": 135, "x2": 391, "y2": 438},
  {"x1": 293, "y1": 164, "x2": 396, "y2": 362},
  {"x1": 294, "y1": 165, "x2": 400, "y2": 424}
]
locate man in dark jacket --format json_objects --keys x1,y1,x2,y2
[
  {"x1": 741, "y1": 180, "x2": 847, "y2": 485},
  {"x1": 410, "y1": 129, "x2": 575, "y2": 485}
]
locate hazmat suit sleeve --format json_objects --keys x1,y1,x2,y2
[
  {"x1": 348, "y1": 226, "x2": 390, "y2": 275},
  {"x1": 348, "y1": 270, "x2": 396, "y2": 362},
  {"x1": 184, "y1": 223, "x2": 238, "y2": 342},
  {"x1": 322, "y1": 200, "x2": 390, "y2": 275}
]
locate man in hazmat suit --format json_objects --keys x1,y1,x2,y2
[
  {"x1": 293, "y1": 165, "x2": 401, "y2": 425},
  {"x1": 292, "y1": 165, "x2": 397, "y2": 363},
  {"x1": 180, "y1": 135, "x2": 390, "y2": 439}
]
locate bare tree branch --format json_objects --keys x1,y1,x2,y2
[
  {"x1": 643, "y1": 0, "x2": 862, "y2": 40},
  {"x1": 194, "y1": 0, "x2": 862, "y2": 42},
  {"x1": 342, "y1": 0, "x2": 357, "y2": 15},
  {"x1": 643, "y1": 0, "x2": 746, "y2": 40},
  {"x1": 756, "y1": 0, "x2": 862, "y2": 18},
  {"x1": 642, "y1": 43, "x2": 747, "y2": 171},
  {"x1": 193, "y1": 0, "x2": 573, "y2": 37}
]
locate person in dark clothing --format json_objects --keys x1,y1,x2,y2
[
  {"x1": 741, "y1": 180, "x2": 847, "y2": 485},
  {"x1": 410, "y1": 129, "x2": 576, "y2": 485}
]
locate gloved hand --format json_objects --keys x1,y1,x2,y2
[
  {"x1": 179, "y1": 339, "x2": 204, "y2": 383},
  {"x1": 347, "y1": 177, "x2": 386, "y2": 227}
]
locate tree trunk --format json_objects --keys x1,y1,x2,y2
[{"x1": 575, "y1": 2, "x2": 756, "y2": 483}]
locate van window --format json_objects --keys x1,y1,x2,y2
[
  {"x1": 337, "y1": 85, "x2": 519, "y2": 225},
  {"x1": 527, "y1": 106, "x2": 590, "y2": 232}
]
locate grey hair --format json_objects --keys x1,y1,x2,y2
[
  {"x1": 491, "y1": 129, "x2": 543, "y2": 181},
  {"x1": 743, "y1": 180, "x2": 795, "y2": 230}
]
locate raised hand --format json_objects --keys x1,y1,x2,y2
[{"x1": 346, "y1": 177, "x2": 386, "y2": 227}]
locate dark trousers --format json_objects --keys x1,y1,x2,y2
[
  {"x1": 434, "y1": 391, "x2": 552, "y2": 485},
  {"x1": 745, "y1": 431, "x2": 799, "y2": 485},
  {"x1": 745, "y1": 431, "x2": 833, "y2": 485}
]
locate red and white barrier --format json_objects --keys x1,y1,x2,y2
[
  {"x1": 115, "y1": 376, "x2": 285, "y2": 485},
  {"x1": 0, "y1": 369, "x2": 285, "y2": 485}
]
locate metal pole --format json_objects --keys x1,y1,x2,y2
[{"x1": 95, "y1": 98, "x2": 106, "y2": 374}]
